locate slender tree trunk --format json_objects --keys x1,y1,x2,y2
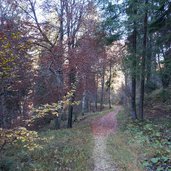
[
  {"x1": 55, "y1": 115, "x2": 61, "y2": 129},
  {"x1": 131, "y1": 22, "x2": 137, "y2": 119},
  {"x1": 67, "y1": 103, "x2": 73, "y2": 128},
  {"x1": 124, "y1": 71, "x2": 129, "y2": 108},
  {"x1": 161, "y1": 50, "x2": 170, "y2": 88},
  {"x1": 67, "y1": 68, "x2": 76, "y2": 128},
  {"x1": 0, "y1": 94, "x2": 5, "y2": 128},
  {"x1": 100, "y1": 66, "x2": 105, "y2": 111},
  {"x1": 108, "y1": 62, "x2": 112, "y2": 109},
  {"x1": 64, "y1": 0, "x2": 84, "y2": 127},
  {"x1": 146, "y1": 36, "x2": 152, "y2": 84},
  {"x1": 67, "y1": 90, "x2": 75, "y2": 128},
  {"x1": 139, "y1": 0, "x2": 148, "y2": 120},
  {"x1": 1, "y1": 86, "x2": 7, "y2": 128},
  {"x1": 131, "y1": 77, "x2": 137, "y2": 119},
  {"x1": 82, "y1": 90, "x2": 89, "y2": 115},
  {"x1": 95, "y1": 89, "x2": 98, "y2": 111},
  {"x1": 95, "y1": 75, "x2": 98, "y2": 111},
  {"x1": 54, "y1": 0, "x2": 64, "y2": 129},
  {"x1": 67, "y1": 69, "x2": 76, "y2": 127}
]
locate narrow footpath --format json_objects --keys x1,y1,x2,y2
[{"x1": 91, "y1": 106, "x2": 121, "y2": 171}]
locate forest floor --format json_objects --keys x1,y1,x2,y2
[
  {"x1": 0, "y1": 108, "x2": 115, "y2": 171},
  {"x1": 1, "y1": 88, "x2": 170, "y2": 171},
  {"x1": 91, "y1": 106, "x2": 121, "y2": 171}
]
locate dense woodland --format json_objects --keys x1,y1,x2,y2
[{"x1": 0, "y1": 0, "x2": 171, "y2": 170}]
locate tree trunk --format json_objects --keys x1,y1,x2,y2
[
  {"x1": 139, "y1": 0, "x2": 148, "y2": 121},
  {"x1": 82, "y1": 90, "x2": 89, "y2": 115},
  {"x1": 95, "y1": 98, "x2": 97, "y2": 112},
  {"x1": 161, "y1": 50, "x2": 171, "y2": 88},
  {"x1": 54, "y1": 0, "x2": 65, "y2": 130},
  {"x1": 95, "y1": 75, "x2": 98, "y2": 111},
  {"x1": 55, "y1": 116, "x2": 61, "y2": 129},
  {"x1": 67, "y1": 97, "x2": 74, "y2": 128},
  {"x1": 100, "y1": 66, "x2": 105, "y2": 111},
  {"x1": 67, "y1": 68, "x2": 76, "y2": 128},
  {"x1": 146, "y1": 36, "x2": 152, "y2": 84},
  {"x1": 1, "y1": 87, "x2": 7, "y2": 128},
  {"x1": 124, "y1": 71, "x2": 129, "y2": 108},
  {"x1": 108, "y1": 62, "x2": 112, "y2": 109},
  {"x1": 67, "y1": 103, "x2": 73, "y2": 128},
  {"x1": 131, "y1": 21, "x2": 137, "y2": 119}
]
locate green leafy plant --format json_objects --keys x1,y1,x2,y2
[{"x1": 0, "y1": 127, "x2": 38, "y2": 153}]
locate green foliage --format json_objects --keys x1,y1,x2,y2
[
  {"x1": 105, "y1": 34, "x2": 120, "y2": 45},
  {"x1": 33, "y1": 103, "x2": 60, "y2": 118},
  {"x1": 122, "y1": 118, "x2": 171, "y2": 170},
  {"x1": 0, "y1": 113, "x2": 96, "y2": 171},
  {"x1": 149, "y1": 1, "x2": 171, "y2": 33},
  {"x1": 100, "y1": 1, "x2": 122, "y2": 45},
  {"x1": 27, "y1": 103, "x2": 61, "y2": 130},
  {"x1": 145, "y1": 81, "x2": 158, "y2": 93},
  {"x1": 108, "y1": 108, "x2": 171, "y2": 171},
  {"x1": 159, "y1": 58, "x2": 171, "y2": 88},
  {"x1": 0, "y1": 108, "x2": 111, "y2": 171},
  {"x1": 0, "y1": 127, "x2": 38, "y2": 153},
  {"x1": 143, "y1": 156, "x2": 171, "y2": 171},
  {"x1": 159, "y1": 89, "x2": 171, "y2": 103},
  {"x1": 28, "y1": 89, "x2": 80, "y2": 129},
  {"x1": 0, "y1": 31, "x2": 31, "y2": 78},
  {"x1": 146, "y1": 87, "x2": 171, "y2": 105}
]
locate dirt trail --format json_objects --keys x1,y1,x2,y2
[{"x1": 91, "y1": 106, "x2": 121, "y2": 171}]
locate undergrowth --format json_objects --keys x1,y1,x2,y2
[
  {"x1": 0, "y1": 127, "x2": 93, "y2": 171},
  {"x1": 0, "y1": 108, "x2": 112, "y2": 171},
  {"x1": 107, "y1": 109, "x2": 171, "y2": 171}
]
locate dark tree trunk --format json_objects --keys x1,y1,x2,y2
[
  {"x1": 67, "y1": 102, "x2": 74, "y2": 128},
  {"x1": 146, "y1": 36, "x2": 152, "y2": 84},
  {"x1": 0, "y1": 94, "x2": 6, "y2": 128},
  {"x1": 95, "y1": 75, "x2": 98, "y2": 111},
  {"x1": 67, "y1": 68, "x2": 76, "y2": 128},
  {"x1": 131, "y1": 76, "x2": 137, "y2": 119},
  {"x1": 100, "y1": 66, "x2": 105, "y2": 111},
  {"x1": 131, "y1": 22, "x2": 137, "y2": 119},
  {"x1": 108, "y1": 62, "x2": 112, "y2": 109},
  {"x1": 55, "y1": 116, "x2": 61, "y2": 129},
  {"x1": 0, "y1": 85, "x2": 7, "y2": 128},
  {"x1": 161, "y1": 50, "x2": 171, "y2": 88},
  {"x1": 139, "y1": 0, "x2": 148, "y2": 121}
]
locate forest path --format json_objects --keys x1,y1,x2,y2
[{"x1": 91, "y1": 106, "x2": 121, "y2": 171}]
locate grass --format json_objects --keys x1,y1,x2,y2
[
  {"x1": 107, "y1": 107, "x2": 171, "y2": 171},
  {"x1": 0, "y1": 108, "x2": 112, "y2": 171},
  {"x1": 107, "y1": 109, "x2": 144, "y2": 171},
  {"x1": 1, "y1": 128, "x2": 92, "y2": 171}
]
